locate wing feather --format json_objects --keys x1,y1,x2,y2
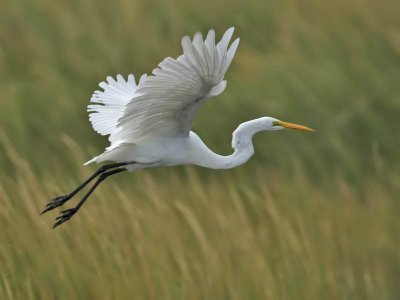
[
  {"x1": 87, "y1": 74, "x2": 146, "y2": 138},
  {"x1": 88, "y1": 28, "x2": 240, "y2": 146}
]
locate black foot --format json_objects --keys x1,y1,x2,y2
[
  {"x1": 41, "y1": 195, "x2": 71, "y2": 215},
  {"x1": 53, "y1": 208, "x2": 77, "y2": 229}
]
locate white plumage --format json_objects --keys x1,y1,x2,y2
[
  {"x1": 89, "y1": 28, "x2": 237, "y2": 145},
  {"x1": 43, "y1": 27, "x2": 314, "y2": 228},
  {"x1": 85, "y1": 27, "x2": 244, "y2": 167},
  {"x1": 88, "y1": 74, "x2": 147, "y2": 137}
]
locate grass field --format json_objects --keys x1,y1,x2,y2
[{"x1": 1, "y1": 0, "x2": 400, "y2": 299}]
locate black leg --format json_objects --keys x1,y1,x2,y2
[
  {"x1": 41, "y1": 162, "x2": 134, "y2": 215},
  {"x1": 53, "y1": 168, "x2": 127, "y2": 228}
]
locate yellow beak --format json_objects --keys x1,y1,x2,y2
[{"x1": 275, "y1": 121, "x2": 315, "y2": 132}]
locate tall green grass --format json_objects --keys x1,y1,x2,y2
[
  {"x1": 1, "y1": 0, "x2": 400, "y2": 298},
  {"x1": 1, "y1": 134, "x2": 399, "y2": 299}
]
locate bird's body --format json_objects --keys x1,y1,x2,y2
[
  {"x1": 90, "y1": 132, "x2": 240, "y2": 170},
  {"x1": 86, "y1": 121, "x2": 258, "y2": 170},
  {"x1": 42, "y1": 27, "x2": 314, "y2": 228}
]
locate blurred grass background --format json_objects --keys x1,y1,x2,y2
[{"x1": 1, "y1": 0, "x2": 400, "y2": 298}]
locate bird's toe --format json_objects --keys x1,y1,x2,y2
[
  {"x1": 53, "y1": 208, "x2": 77, "y2": 229},
  {"x1": 41, "y1": 195, "x2": 71, "y2": 215}
]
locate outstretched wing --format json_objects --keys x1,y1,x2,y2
[
  {"x1": 88, "y1": 73, "x2": 147, "y2": 139},
  {"x1": 109, "y1": 27, "x2": 240, "y2": 144}
]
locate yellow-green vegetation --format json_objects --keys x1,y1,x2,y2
[{"x1": 1, "y1": 0, "x2": 400, "y2": 299}]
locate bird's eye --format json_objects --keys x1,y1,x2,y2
[{"x1": 272, "y1": 121, "x2": 279, "y2": 126}]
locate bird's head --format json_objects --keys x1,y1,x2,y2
[{"x1": 260, "y1": 117, "x2": 315, "y2": 132}]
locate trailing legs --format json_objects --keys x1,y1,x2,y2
[
  {"x1": 41, "y1": 162, "x2": 132, "y2": 215},
  {"x1": 41, "y1": 161, "x2": 135, "y2": 228},
  {"x1": 52, "y1": 168, "x2": 127, "y2": 228}
]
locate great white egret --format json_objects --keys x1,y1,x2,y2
[{"x1": 42, "y1": 27, "x2": 314, "y2": 228}]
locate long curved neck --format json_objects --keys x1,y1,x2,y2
[{"x1": 195, "y1": 119, "x2": 265, "y2": 169}]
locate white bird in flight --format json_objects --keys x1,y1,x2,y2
[{"x1": 42, "y1": 27, "x2": 314, "y2": 228}]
